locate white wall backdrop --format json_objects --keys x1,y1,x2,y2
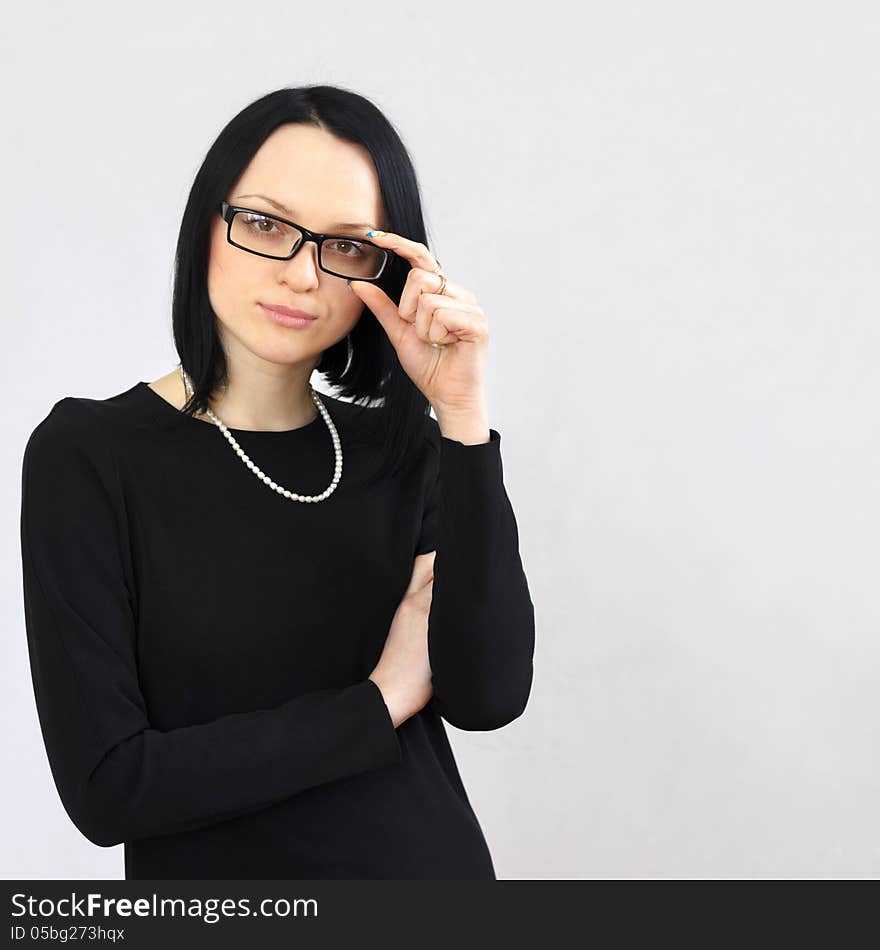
[{"x1": 2, "y1": 0, "x2": 878, "y2": 878}]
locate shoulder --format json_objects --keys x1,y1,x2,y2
[
  {"x1": 25, "y1": 397, "x2": 99, "y2": 452},
  {"x1": 22, "y1": 387, "x2": 137, "y2": 477},
  {"x1": 27, "y1": 382, "x2": 154, "y2": 442}
]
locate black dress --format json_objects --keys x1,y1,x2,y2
[{"x1": 19, "y1": 381, "x2": 535, "y2": 879}]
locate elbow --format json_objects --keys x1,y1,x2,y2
[
  {"x1": 430, "y1": 598, "x2": 536, "y2": 731},
  {"x1": 63, "y1": 799, "x2": 126, "y2": 848},
  {"x1": 63, "y1": 786, "x2": 128, "y2": 848},
  {"x1": 442, "y1": 699, "x2": 530, "y2": 732},
  {"x1": 57, "y1": 754, "x2": 135, "y2": 848},
  {"x1": 79, "y1": 824, "x2": 124, "y2": 849},
  {"x1": 435, "y1": 664, "x2": 534, "y2": 732}
]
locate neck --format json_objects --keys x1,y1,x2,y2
[{"x1": 182, "y1": 366, "x2": 319, "y2": 432}]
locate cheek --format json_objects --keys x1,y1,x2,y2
[
  {"x1": 208, "y1": 242, "x2": 253, "y2": 313},
  {"x1": 331, "y1": 284, "x2": 367, "y2": 329},
  {"x1": 209, "y1": 239, "x2": 239, "y2": 281}
]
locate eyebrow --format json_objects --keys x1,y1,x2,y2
[{"x1": 233, "y1": 194, "x2": 377, "y2": 232}]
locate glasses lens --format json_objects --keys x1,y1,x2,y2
[
  {"x1": 229, "y1": 210, "x2": 387, "y2": 279},
  {"x1": 320, "y1": 238, "x2": 386, "y2": 279},
  {"x1": 230, "y1": 211, "x2": 302, "y2": 259}
]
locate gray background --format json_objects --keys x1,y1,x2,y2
[{"x1": 3, "y1": 1, "x2": 878, "y2": 879}]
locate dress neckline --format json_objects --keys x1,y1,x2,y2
[{"x1": 136, "y1": 381, "x2": 328, "y2": 437}]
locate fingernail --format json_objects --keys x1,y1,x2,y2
[{"x1": 365, "y1": 230, "x2": 385, "y2": 237}]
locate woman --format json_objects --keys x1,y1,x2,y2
[{"x1": 19, "y1": 84, "x2": 535, "y2": 880}]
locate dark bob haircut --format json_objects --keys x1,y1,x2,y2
[{"x1": 171, "y1": 83, "x2": 436, "y2": 484}]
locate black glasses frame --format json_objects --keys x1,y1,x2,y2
[{"x1": 218, "y1": 201, "x2": 392, "y2": 283}]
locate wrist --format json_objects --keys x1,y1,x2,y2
[
  {"x1": 434, "y1": 404, "x2": 490, "y2": 445},
  {"x1": 368, "y1": 675, "x2": 405, "y2": 728}
]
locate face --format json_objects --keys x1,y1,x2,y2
[{"x1": 207, "y1": 123, "x2": 387, "y2": 374}]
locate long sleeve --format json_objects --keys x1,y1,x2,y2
[
  {"x1": 417, "y1": 423, "x2": 535, "y2": 731},
  {"x1": 19, "y1": 402, "x2": 402, "y2": 849}
]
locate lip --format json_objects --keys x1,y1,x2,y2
[{"x1": 259, "y1": 303, "x2": 318, "y2": 328}]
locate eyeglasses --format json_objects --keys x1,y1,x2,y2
[{"x1": 218, "y1": 201, "x2": 392, "y2": 282}]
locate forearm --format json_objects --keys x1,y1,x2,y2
[
  {"x1": 434, "y1": 403, "x2": 491, "y2": 446},
  {"x1": 426, "y1": 427, "x2": 535, "y2": 730}
]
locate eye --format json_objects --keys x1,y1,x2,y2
[
  {"x1": 242, "y1": 213, "x2": 280, "y2": 235},
  {"x1": 325, "y1": 239, "x2": 366, "y2": 258}
]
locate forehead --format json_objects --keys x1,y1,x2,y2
[{"x1": 232, "y1": 123, "x2": 385, "y2": 229}]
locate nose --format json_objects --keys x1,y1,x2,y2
[{"x1": 279, "y1": 238, "x2": 321, "y2": 290}]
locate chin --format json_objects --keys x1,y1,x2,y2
[
  {"x1": 255, "y1": 339, "x2": 321, "y2": 367},
  {"x1": 220, "y1": 314, "x2": 320, "y2": 367}
]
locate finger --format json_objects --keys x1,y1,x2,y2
[
  {"x1": 364, "y1": 229, "x2": 439, "y2": 272},
  {"x1": 399, "y1": 267, "x2": 469, "y2": 323},
  {"x1": 414, "y1": 295, "x2": 486, "y2": 346},
  {"x1": 348, "y1": 280, "x2": 409, "y2": 350}
]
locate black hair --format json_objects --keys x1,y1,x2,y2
[{"x1": 170, "y1": 84, "x2": 435, "y2": 484}]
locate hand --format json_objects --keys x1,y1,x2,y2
[
  {"x1": 349, "y1": 232, "x2": 489, "y2": 415},
  {"x1": 369, "y1": 551, "x2": 436, "y2": 728}
]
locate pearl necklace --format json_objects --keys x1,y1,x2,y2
[{"x1": 179, "y1": 365, "x2": 342, "y2": 503}]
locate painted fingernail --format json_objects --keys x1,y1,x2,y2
[{"x1": 365, "y1": 230, "x2": 385, "y2": 237}]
